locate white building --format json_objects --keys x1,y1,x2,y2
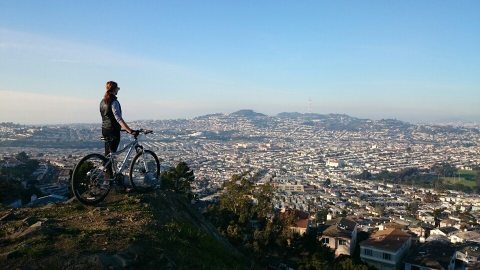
[
  {"x1": 320, "y1": 217, "x2": 358, "y2": 257},
  {"x1": 360, "y1": 228, "x2": 412, "y2": 270}
]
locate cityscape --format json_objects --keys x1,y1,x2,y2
[
  {"x1": 1, "y1": 110, "x2": 480, "y2": 269},
  {"x1": 2, "y1": 1, "x2": 479, "y2": 268}
]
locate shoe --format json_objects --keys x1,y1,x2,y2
[{"x1": 114, "y1": 174, "x2": 125, "y2": 186}]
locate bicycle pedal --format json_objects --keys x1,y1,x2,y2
[
  {"x1": 100, "y1": 182, "x2": 111, "y2": 188},
  {"x1": 99, "y1": 178, "x2": 112, "y2": 187}
]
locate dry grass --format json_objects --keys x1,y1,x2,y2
[{"x1": 0, "y1": 190, "x2": 249, "y2": 269}]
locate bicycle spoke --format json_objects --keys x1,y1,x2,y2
[
  {"x1": 129, "y1": 150, "x2": 161, "y2": 191},
  {"x1": 72, "y1": 130, "x2": 157, "y2": 204},
  {"x1": 72, "y1": 154, "x2": 111, "y2": 205}
]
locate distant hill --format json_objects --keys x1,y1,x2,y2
[
  {"x1": 276, "y1": 112, "x2": 305, "y2": 118},
  {"x1": 376, "y1": 118, "x2": 411, "y2": 128},
  {"x1": 277, "y1": 112, "x2": 347, "y2": 119},
  {"x1": 229, "y1": 109, "x2": 267, "y2": 118},
  {"x1": 0, "y1": 191, "x2": 249, "y2": 269},
  {"x1": 2, "y1": 112, "x2": 477, "y2": 150},
  {"x1": 193, "y1": 113, "x2": 225, "y2": 120},
  {"x1": 275, "y1": 112, "x2": 415, "y2": 131}
]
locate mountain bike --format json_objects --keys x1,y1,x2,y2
[{"x1": 71, "y1": 129, "x2": 161, "y2": 206}]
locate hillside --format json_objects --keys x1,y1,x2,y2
[
  {"x1": 0, "y1": 190, "x2": 249, "y2": 269},
  {"x1": 229, "y1": 109, "x2": 267, "y2": 118}
]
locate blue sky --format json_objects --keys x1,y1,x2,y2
[{"x1": 0, "y1": 1, "x2": 479, "y2": 124}]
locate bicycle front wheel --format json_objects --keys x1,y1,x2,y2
[
  {"x1": 129, "y1": 150, "x2": 161, "y2": 192},
  {"x1": 71, "y1": 153, "x2": 110, "y2": 205}
]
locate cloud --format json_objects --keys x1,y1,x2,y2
[
  {"x1": 0, "y1": 28, "x2": 234, "y2": 92},
  {"x1": 0, "y1": 28, "x2": 153, "y2": 68},
  {"x1": 0, "y1": 90, "x2": 98, "y2": 124}
]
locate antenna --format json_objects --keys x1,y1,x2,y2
[{"x1": 308, "y1": 97, "x2": 313, "y2": 113}]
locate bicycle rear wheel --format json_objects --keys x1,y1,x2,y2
[
  {"x1": 71, "y1": 153, "x2": 111, "y2": 205},
  {"x1": 129, "y1": 150, "x2": 161, "y2": 192}
]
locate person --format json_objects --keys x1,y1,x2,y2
[{"x1": 99, "y1": 81, "x2": 137, "y2": 178}]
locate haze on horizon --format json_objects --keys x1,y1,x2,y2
[{"x1": 1, "y1": 1, "x2": 479, "y2": 125}]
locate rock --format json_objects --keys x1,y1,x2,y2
[
  {"x1": 110, "y1": 245, "x2": 145, "y2": 268},
  {"x1": 133, "y1": 198, "x2": 142, "y2": 204},
  {"x1": 154, "y1": 252, "x2": 176, "y2": 269},
  {"x1": 22, "y1": 216, "x2": 38, "y2": 226},
  {"x1": 42, "y1": 203, "x2": 55, "y2": 209},
  {"x1": 112, "y1": 253, "x2": 134, "y2": 268},
  {"x1": 72, "y1": 252, "x2": 131, "y2": 270},
  {"x1": 10, "y1": 221, "x2": 43, "y2": 239},
  {"x1": 82, "y1": 254, "x2": 106, "y2": 268},
  {"x1": 70, "y1": 253, "x2": 109, "y2": 269},
  {"x1": 0, "y1": 249, "x2": 20, "y2": 261},
  {"x1": 0, "y1": 210, "x2": 14, "y2": 222},
  {"x1": 28, "y1": 220, "x2": 43, "y2": 229},
  {"x1": 63, "y1": 197, "x2": 76, "y2": 204},
  {"x1": 105, "y1": 217, "x2": 122, "y2": 226}
]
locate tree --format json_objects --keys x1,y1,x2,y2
[
  {"x1": 220, "y1": 173, "x2": 254, "y2": 224},
  {"x1": 476, "y1": 170, "x2": 480, "y2": 194},
  {"x1": 208, "y1": 172, "x2": 299, "y2": 265},
  {"x1": 162, "y1": 161, "x2": 195, "y2": 194},
  {"x1": 324, "y1": 178, "x2": 331, "y2": 186},
  {"x1": 298, "y1": 252, "x2": 329, "y2": 270},
  {"x1": 356, "y1": 170, "x2": 372, "y2": 180},
  {"x1": 433, "y1": 177, "x2": 445, "y2": 191},
  {"x1": 0, "y1": 177, "x2": 24, "y2": 204},
  {"x1": 375, "y1": 205, "x2": 385, "y2": 216},
  {"x1": 15, "y1": 151, "x2": 29, "y2": 162},
  {"x1": 353, "y1": 231, "x2": 370, "y2": 260},
  {"x1": 297, "y1": 236, "x2": 335, "y2": 270},
  {"x1": 433, "y1": 208, "x2": 445, "y2": 227},
  {"x1": 432, "y1": 163, "x2": 456, "y2": 177},
  {"x1": 253, "y1": 183, "x2": 274, "y2": 219},
  {"x1": 397, "y1": 167, "x2": 419, "y2": 182},
  {"x1": 406, "y1": 201, "x2": 419, "y2": 217},
  {"x1": 333, "y1": 257, "x2": 369, "y2": 270},
  {"x1": 316, "y1": 209, "x2": 329, "y2": 224}
]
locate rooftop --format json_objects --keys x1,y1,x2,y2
[
  {"x1": 323, "y1": 217, "x2": 357, "y2": 238},
  {"x1": 360, "y1": 228, "x2": 411, "y2": 252},
  {"x1": 404, "y1": 240, "x2": 456, "y2": 270}
]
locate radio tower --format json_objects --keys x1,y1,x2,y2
[{"x1": 308, "y1": 97, "x2": 313, "y2": 114}]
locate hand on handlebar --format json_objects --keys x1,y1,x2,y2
[{"x1": 121, "y1": 129, "x2": 153, "y2": 136}]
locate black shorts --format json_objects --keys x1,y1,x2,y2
[{"x1": 102, "y1": 129, "x2": 120, "y2": 156}]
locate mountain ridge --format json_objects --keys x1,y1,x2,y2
[{"x1": 3, "y1": 109, "x2": 478, "y2": 128}]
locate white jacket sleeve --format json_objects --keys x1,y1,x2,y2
[{"x1": 111, "y1": 100, "x2": 124, "y2": 123}]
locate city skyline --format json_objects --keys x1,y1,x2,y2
[{"x1": 1, "y1": 1, "x2": 479, "y2": 124}]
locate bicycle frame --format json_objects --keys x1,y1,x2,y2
[
  {"x1": 105, "y1": 138, "x2": 141, "y2": 175},
  {"x1": 72, "y1": 129, "x2": 157, "y2": 205}
]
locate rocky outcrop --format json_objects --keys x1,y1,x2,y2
[{"x1": 0, "y1": 190, "x2": 248, "y2": 269}]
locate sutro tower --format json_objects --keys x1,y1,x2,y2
[{"x1": 308, "y1": 97, "x2": 313, "y2": 114}]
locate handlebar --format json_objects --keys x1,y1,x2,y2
[{"x1": 121, "y1": 129, "x2": 153, "y2": 137}]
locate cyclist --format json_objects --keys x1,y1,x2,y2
[{"x1": 100, "y1": 81, "x2": 138, "y2": 179}]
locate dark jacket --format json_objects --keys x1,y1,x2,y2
[{"x1": 100, "y1": 95, "x2": 121, "y2": 133}]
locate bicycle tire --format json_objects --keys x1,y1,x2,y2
[
  {"x1": 71, "y1": 153, "x2": 111, "y2": 205},
  {"x1": 129, "y1": 150, "x2": 161, "y2": 192}
]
